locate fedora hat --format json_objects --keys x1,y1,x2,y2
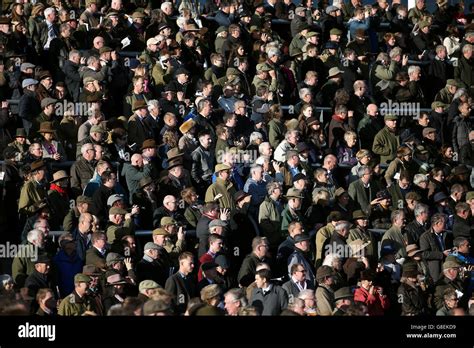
[
  {"x1": 349, "y1": 239, "x2": 371, "y2": 256},
  {"x1": 132, "y1": 99, "x2": 148, "y2": 111},
  {"x1": 51, "y1": 170, "x2": 70, "y2": 183},
  {"x1": 167, "y1": 147, "x2": 184, "y2": 160},
  {"x1": 39, "y1": 122, "x2": 55, "y2": 134},
  {"x1": 179, "y1": 119, "x2": 195, "y2": 134},
  {"x1": 30, "y1": 160, "x2": 46, "y2": 172},
  {"x1": 406, "y1": 244, "x2": 422, "y2": 258},
  {"x1": 141, "y1": 139, "x2": 157, "y2": 151}
]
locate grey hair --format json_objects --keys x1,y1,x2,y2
[
  {"x1": 414, "y1": 203, "x2": 429, "y2": 217},
  {"x1": 389, "y1": 47, "x2": 402, "y2": 59},
  {"x1": 267, "y1": 47, "x2": 280, "y2": 58},
  {"x1": 357, "y1": 165, "x2": 370, "y2": 178},
  {"x1": 299, "y1": 88, "x2": 311, "y2": 99},
  {"x1": 391, "y1": 209, "x2": 405, "y2": 223},
  {"x1": 462, "y1": 44, "x2": 473, "y2": 54},
  {"x1": 298, "y1": 289, "x2": 315, "y2": 300},
  {"x1": 250, "y1": 164, "x2": 263, "y2": 176},
  {"x1": 87, "y1": 55, "x2": 99, "y2": 66},
  {"x1": 250, "y1": 132, "x2": 263, "y2": 144},
  {"x1": 284, "y1": 129, "x2": 299, "y2": 140},
  {"x1": 258, "y1": 142, "x2": 270, "y2": 155},
  {"x1": 147, "y1": 99, "x2": 160, "y2": 111},
  {"x1": 453, "y1": 88, "x2": 467, "y2": 101},
  {"x1": 413, "y1": 173, "x2": 428, "y2": 185},
  {"x1": 322, "y1": 253, "x2": 341, "y2": 266},
  {"x1": 44, "y1": 7, "x2": 55, "y2": 17},
  {"x1": 408, "y1": 65, "x2": 421, "y2": 75},
  {"x1": 266, "y1": 181, "x2": 282, "y2": 195},
  {"x1": 81, "y1": 143, "x2": 94, "y2": 155},
  {"x1": 69, "y1": 50, "x2": 81, "y2": 60},
  {"x1": 224, "y1": 288, "x2": 248, "y2": 307},
  {"x1": 0, "y1": 274, "x2": 13, "y2": 289},
  {"x1": 334, "y1": 221, "x2": 350, "y2": 233},
  {"x1": 26, "y1": 229, "x2": 43, "y2": 244}
]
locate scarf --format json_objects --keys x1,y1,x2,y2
[{"x1": 50, "y1": 183, "x2": 68, "y2": 196}]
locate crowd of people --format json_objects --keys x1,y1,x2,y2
[{"x1": 0, "y1": 0, "x2": 473, "y2": 316}]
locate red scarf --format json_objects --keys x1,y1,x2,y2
[
  {"x1": 50, "y1": 183, "x2": 68, "y2": 197},
  {"x1": 332, "y1": 114, "x2": 345, "y2": 123}
]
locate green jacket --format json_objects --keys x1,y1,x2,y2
[
  {"x1": 258, "y1": 196, "x2": 283, "y2": 248},
  {"x1": 12, "y1": 244, "x2": 38, "y2": 287},
  {"x1": 268, "y1": 119, "x2": 286, "y2": 149},
  {"x1": 381, "y1": 225, "x2": 407, "y2": 259},
  {"x1": 18, "y1": 180, "x2": 48, "y2": 217},
  {"x1": 289, "y1": 34, "x2": 306, "y2": 57},
  {"x1": 434, "y1": 87, "x2": 454, "y2": 105},
  {"x1": 252, "y1": 75, "x2": 277, "y2": 93},
  {"x1": 204, "y1": 177, "x2": 236, "y2": 210},
  {"x1": 374, "y1": 60, "x2": 399, "y2": 81},
  {"x1": 315, "y1": 223, "x2": 335, "y2": 266},
  {"x1": 280, "y1": 205, "x2": 304, "y2": 237},
  {"x1": 106, "y1": 219, "x2": 135, "y2": 244},
  {"x1": 372, "y1": 127, "x2": 400, "y2": 164},
  {"x1": 58, "y1": 291, "x2": 97, "y2": 316}
]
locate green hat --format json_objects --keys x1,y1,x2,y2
[
  {"x1": 329, "y1": 28, "x2": 343, "y2": 36},
  {"x1": 334, "y1": 286, "x2": 353, "y2": 301},
  {"x1": 90, "y1": 125, "x2": 105, "y2": 134},
  {"x1": 431, "y1": 101, "x2": 447, "y2": 110},
  {"x1": 256, "y1": 63, "x2": 272, "y2": 72},
  {"x1": 139, "y1": 280, "x2": 160, "y2": 292},
  {"x1": 160, "y1": 216, "x2": 177, "y2": 226},
  {"x1": 418, "y1": 21, "x2": 429, "y2": 29},
  {"x1": 305, "y1": 31, "x2": 319, "y2": 38},
  {"x1": 152, "y1": 228, "x2": 170, "y2": 236},
  {"x1": 466, "y1": 191, "x2": 474, "y2": 201},
  {"x1": 83, "y1": 76, "x2": 97, "y2": 85},
  {"x1": 74, "y1": 273, "x2": 91, "y2": 283},
  {"x1": 443, "y1": 259, "x2": 461, "y2": 270},
  {"x1": 216, "y1": 26, "x2": 227, "y2": 34},
  {"x1": 99, "y1": 46, "x2": 113, "y2": 54},
  {"x1": 384, "y1": 114, "x2": 398, "y2": 121},
  {"x1": 285, "y1": 188, "x2": 304, "y2": 199},
  {"x1": 215, "y1": 163, "x2": 231, "y2": 173},
  {"x1": 109, "y1": 207, "x2": 127, "y2": 215},
  {"x1": 352, "y1": 210, "x2": 368, "y2": 221},
  {"x1": 76, "y1": 195, "x2": 93, "y2": 205},
  {"x1": 446, "y1": 79, "x2": 461, "y2": 87}
]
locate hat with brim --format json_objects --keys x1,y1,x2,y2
[
  {"x1": 285, "y1": 188, "x2": 304, "y2": 199},
  {"x1": 153, "y1": 228, "x2": 170, "y2": 236},
  {"x1": 0, "y1": 17, "x2": 11, "y2": 25},
  {"x1": 326, "y1": 5, "x2": 338, "y2": 14},
  {"x1": 109, "y1": 207, "x2": 127, "y2": 215},
  {"x1": 99, "y1": 46, "x2": 113, "y2": 55},
  {"x1": 443, "y1": 260, "x2": 461, "y2": 270},
  {"x1": 51, "y1": 170, "x2": 71, "y2": 183},
  {"x1": 452, "y1": 165, "x2": 470, "y2": 176},
  {"x1": 106, "y1": 273, "x2": 127, "y2": 285},
  {"x1": 215, "y1": 163, "x2": 231, "y2": 173},
  {"x1": 446, "y1": 79, "x2": 461, "y2": 88},
  {"x1": 167, "y1": 147, "x2": 184, "y2": 160},
  {"x1": 234, "y1": 190, "x2": 251, "y2": 203},
  {"x1": 179, "y1": 119, "x2": 195, "y2": 134},
  {"x1": 294, "y1": 234, "x2": 311, "y2": 244},
  {"x1": 433, "y1": 192, "x2": 448, "y2": 203},
  {"x1": 106, "y1": 253, "x2": 124, "y2": 266},
  {"x1": 334, "y1": 187, "x2": 347, "y2": 198},
  {"x1": 316, "y1": 265, "x2": 335, "y2": 281},
  {"x1": 74, "y1": 273, "x2": 92, "y2": 283},
  {"x1": 352, "y1": 210, "x2": 368, "y2": 221},
  {"x1": 418, "y1": 21, "x2": 429, "y2": 29},
  {"x1": 422, "y1": 127, "x2": 437, "y2": 138},
  {"x1": 406, "y1": 244, "x2": 422, "y2": 258},
  {"x1": 168, "y1": 158, "x2": 183, "y2": 170},
  {"x1": 107, "y1": 194, "x2": 124, "y2": 207},
  {"x1": 329, "y1": 28, "x2": 343, "y2": 36},
  {"x1": 77, "y1": 195, "x2": 93, "y2": 205},
  {"x1": 90, "y1": 125, "x2": 105, "y2": 134},
  {"x1": 139, "y1": 176, "x2": 154, "y2": 189},
  {"x1": 141, "y1": 139, "x2": 157, "y2": 151},
  {"x1": 38, "y1": 71, "x2": 52, "y2": 81},
  {"x1": 324, "y1": 41, "x2": 339, "y2": 50},
  {"x1": 144, "y1": 242, "x2": 160, "y2": 251},
  {"x1": 334, "y1": 286, "x2": 353, "y2": 301},
  {"x1": 384, "y1": 114, "x2": 398, "y2": 121},
  {"x1": 22, "y1": 78, "x2": 38, "y2": 89},
  {"x1": 34, "y1": 254, "x2": 50, "y2": 264},
  {"x1": 41, "y1": 98, "x2": 57, "y2": 109},
  {"x1": 30, "y1": 160, "x2": 46, "y2": 172},
  {"x1": 431, "y1": 101, "x2": 447, "y2": 110},
  {"x1": 132, "y1": 99, "x2": 148, "y2": 111},
  {"x1": 380, "y1": 244, "x2": 397, "y2": 257},
  {"x1": 328, "y1": 67, "x2": 344, "y2": 78},
  {"x1": 143, "y1": 300, "x2": 171, "y2": 315},
  {"x1": 209, "y1": 219, "x2": 226, "y2": 228},
  {"x1": 158, "y1": 23, "x2": 171, "y2": 32},
  {"x1": 20, "y1": 62, "x2": 35, "y2": 71},
  {"x1": 175, "y1": 67, "x2": 190, "y2": 76},
  {"x1": 139, "y1": 280, "x2": 160, "y2": 292},
  {"x1": 82, "y1": 264, "x2": 102, "y2": 276},
  {"x1": 39, "y1": 121, "x2": 55, "y2": 134}
]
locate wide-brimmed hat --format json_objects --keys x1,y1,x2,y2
[
  {"x1": 51, "y1": 170, "x2": 70, "y2": 183},
  {"x1": 234, "y1": 190, "x2": 251, "y2": 203},
  {"x1": 39, "y1": 122, "x2": 55, "y2": 134},
  {"x1": 139, "y1": 177, "x2": 154, "y2": 189},
  {"x1": 406, "y1": 244, "x2": 422, "y2": 257},
  {"x1": 132, "y1": 99, "x2": 148, "y2": 111},
  {"x1": 15, "y1": 128, "x2": 27, "y2": 138},
  {"x1": 285, "y1": 188, "x2": 303, "y2": 199},
  {"x1": 82, "y1": 264, "x2": 102, "y2": 276},
  {"x1": 167, "y1": 147, "x2": 184, "y2": 160},
  {"x1": 106, "y1": 273, "x2": 127, "y2": 285},
  {"x1": 141, "y1": 139, "x2": 157, "y2": 151},
  {"x1": 334, "y1": 286, "x2": 353, "y2": 301},
  {"x1": 30, "y1": 160, "x2": 46, "y2": 172},
  {"x1": 328, "y1": 67, "x2": 344, "y2": 78},
  {"x1": 433, "y1": 192, "x2": 449, "y2": 203},
  {"x1": 352, "y1": 210, "x2": 368, "y2": 221},
  {"x1": 41, "y1": 98, "x2": 57, "y2": 109},
  {"x1": 349, "y1": 239, "x2": 371, "y2": 256},
  {"x1": 179, "y1": 119, "x2": 195, "y2": 134},
  {"x1": 316, "y1": 265, "x2": 335, "y2": 281}
]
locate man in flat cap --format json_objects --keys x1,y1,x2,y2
[
  {"x1": 30, "y1": 97, "x2": 58, "y2": 140},
  {"x1": 58, "y1": 273, "x2": 97, "y2": 316},
  {"x1": 205, "y1": 163, "x2": 236, "y2": 210}
]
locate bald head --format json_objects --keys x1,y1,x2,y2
[{"x1": 131, "y1": 154, "x2": 143, "y2": 167}]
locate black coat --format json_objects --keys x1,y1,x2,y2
[
  {"x1": 419, "y1": 230, "x2": 453, "y2": 283},
  {"x1": 18, "y1": 90, "x2": 41, "y2": 122},
  {"x1": 250, "y1": 283, "x2": 289, "y2": 316},
  {"x1": 165, "y1": 272, "x2": 197, "y2": 314},
  {"x1": 63, "y1": 60, "x2": 82, "y2": 102},
  {"x1": 452, "y1": 215, "x2": 474, "y2": 241},
  {"x1": 397, "y1": 282, "x2": 427, "y2": 316},
  {"x1": 404, "y1": 220, "x2": 428, "y2": 246},
  {"x1": 136, "y1": 257, "x2": 168, "y2": 287}
]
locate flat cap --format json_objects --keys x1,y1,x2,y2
[
  {"x1": 41, "y1": 97, "x2": 57, "y2": 109},
  {"x1": 74, "y1": 273, "x2": 91, "y2": 283},
  {"x1": 22, "y1": 78, "x2": 38, "y2": 89},
  {"x1": 109, "y1": 206, "x2": 127, "y2": 215},
  {"x1": 107, "y1": 194, "x2": 124, "y2": 207},
  {"x1": 139, "y1": 279, "x2": 160, "y2": 292}
]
